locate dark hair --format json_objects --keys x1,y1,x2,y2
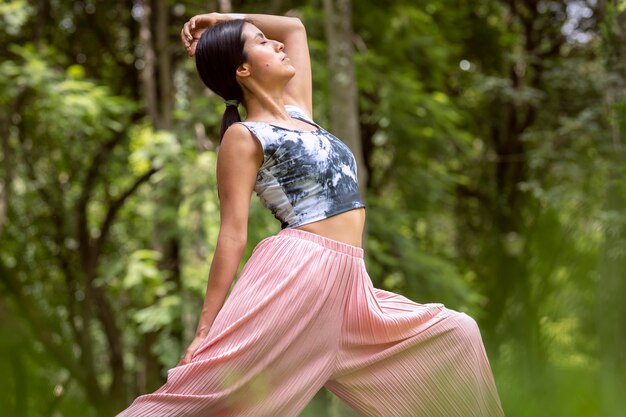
[{"x1": 195, "y1": 19, "x2": 247, "y2": 140}]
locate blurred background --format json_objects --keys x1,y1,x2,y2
[{"x1": 0, "y1": 0, "x2": 624, "y2": 416}]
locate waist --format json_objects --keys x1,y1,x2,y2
[{"x1": 292, "y1": 207, "x2": 366, "y2": 248}]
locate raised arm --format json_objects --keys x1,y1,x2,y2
[{"x1": 181, "y1": 13, "x2": 313, "y2": 116}]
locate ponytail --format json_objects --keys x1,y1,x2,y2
[
  {"x1": 194, "y1": 20, "x2": 248, "y2": 142},
  {"x1": 220, "y1": 102, "x2": 242, "y2": 141}
]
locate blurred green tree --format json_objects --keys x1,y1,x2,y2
[{"x1": 0, "y1": 1, "x2": 623, "y2": 416}]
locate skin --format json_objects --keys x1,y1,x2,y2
[{"x1": 177, "y1": 14, "x2": 365, "y2": 365}]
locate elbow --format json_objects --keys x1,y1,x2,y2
[
  {"x1": 289, "y1": 16, "x2": 306, "y2": 32},
  {"x1": 217, "y1": 227, "x2": 248, "y2": 252}
]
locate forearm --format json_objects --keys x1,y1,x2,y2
[
  {"x1": 231, "y1": 13, "x2": 305, "y2": 42},
  {"x1": 194, "y1": 231, "x2": 247, "y2": 337},
  {"x1": 186, "y1": 12, "x2": 304, "y2": 39}
]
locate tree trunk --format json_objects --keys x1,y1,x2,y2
[
  {"x1": 141, "y1": 0, "x2": 184, "y2": 382},
  {"x1": 219, "y1": 0, "x2": 232, "y2": 13},
  {"x1": 156, "y1": 0, "x2": 172, "y2": 130},
  {"x1": 319, "y1": 3, "x2": 366, "y2": 414},
  {"x1": 138, "y1": 0, "x2": 160, "y2": 124},
  {"x1": 473, "y1": 0, "x2": 564, "y2": 365},
  {"x1": 323, "y1": 0, "x2": 367, "y2": 194}
]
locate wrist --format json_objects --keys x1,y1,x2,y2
[
  {"x1": 195, "y1": 326, "x2": 210, "y2": 338},
  {"x1": 195, "y1": 315, "x2": 215, "y2": 337}
]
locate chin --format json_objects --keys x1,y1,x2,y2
[{"x1": 282, "y1": 70, "x2": 296, "y2": 81}]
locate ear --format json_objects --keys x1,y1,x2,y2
[{"x1": 236, "y1": 62, "x2": 251, "y2": 79}]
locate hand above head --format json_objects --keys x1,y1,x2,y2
[
  {"x1": 180, "y1": 12, "x2": 243, "y2": 57},
  {"x1": 180, "y1": 12, "x2": 312, "y2": 115}
]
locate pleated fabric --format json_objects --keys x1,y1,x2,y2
[{"x1": 117, "y1": 228, "x2": 504, "y2": 417}]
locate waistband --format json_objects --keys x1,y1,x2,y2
[{"x1": 277, "y1": 229, "x2": 364, "y2": 259}]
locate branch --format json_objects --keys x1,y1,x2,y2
[
  {"x1": 76, "y1": 132, "x2": 127, "y2": 267},
  {"x1": 12, "y1": 94, "x2": 102, "y2": 397},
  {"x1": 90, "y1": 166, "x2": 159, "y2": 395},
  {"x1": 74, "y1": 134, "x2": 158, "y2": 401},
  {"x1": 94, "y1": 166, "x2": 159, "y2": 256}
]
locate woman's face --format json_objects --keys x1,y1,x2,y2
[{"x1": 239, "y1": 23, "x2": 295, "y2": 84}]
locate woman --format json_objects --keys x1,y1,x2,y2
[{"x1": 116, "y1": 12, "x2": 504, "y2": 417}]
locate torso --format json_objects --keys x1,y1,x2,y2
[
  {"x1": 256, "y1": 112, "x2": 367, "y2": 247},
  {"x1": 296, "y1": 207, "x2": 366, "y2": 247},
  {"x1": 241, "y1": 105, "x2": 367, "y2": 248}
]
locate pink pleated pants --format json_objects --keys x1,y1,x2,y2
[{"x1": 117, "y1": 229, "x2": 504, "y2": 417}]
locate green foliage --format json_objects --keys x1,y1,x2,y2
[
  {"x1": 0, "y1": 0, "x2": 624, "y2": 416},
  {"x1": 0, "y1": 0, "x2": 32, "y2": 36}
]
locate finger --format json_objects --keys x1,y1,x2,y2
[
  {"x1": 181, "y1": 28, "x2": 189, "y2": 47},
  {"x1": 178, "y1": 353, "x2": 190, "y2": 366},
  {"x1": 182, "y1": 22, "x2": 192, "y2": 42},
  {"x1": 187, "y1": 40, "x2": 198, "y2": 57}
]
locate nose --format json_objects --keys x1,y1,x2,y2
[{"x1": 274, "y1": 40, "x2": 284, "y2": 51}]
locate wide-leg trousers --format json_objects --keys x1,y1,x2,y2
[{"x1": 117, "y1": 228, "x2": 504, "y2": 417}]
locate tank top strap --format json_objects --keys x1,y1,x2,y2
[{"x1": 284, "y1": 105, "x2": 318, "y2": 127}]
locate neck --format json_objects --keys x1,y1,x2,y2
[{"x1": 241, "y1": 82, "x2": 291, "y2": 122}]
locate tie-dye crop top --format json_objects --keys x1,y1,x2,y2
[{"x1": 238, "y1": 105, "x2": 365, "y2": 229}]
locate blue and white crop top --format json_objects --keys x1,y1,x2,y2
[{"x1": 238, "y1": 105, "x2": 365, "y2": 229}]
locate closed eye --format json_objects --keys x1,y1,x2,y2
[{"x1": 254, "y1": 32, "x2": 268, "y2": 44}]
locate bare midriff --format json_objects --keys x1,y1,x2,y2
[{"x1": 295, "y1": 208, "x2": 366, "y2": 248}]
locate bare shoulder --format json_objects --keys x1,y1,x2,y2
[
  {"x1": 222, "y1": 122, "x2": 252, "y2": 141},
  {"x1": 219, "y1": 123, "x2": 263, "y2": 164},
  {"x1": 221, "y1": 123, "x2": 255, "y2": 150}
]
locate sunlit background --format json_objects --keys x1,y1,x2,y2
[{"x1": 0, "y1": 0, "x2": 624, "y2": 416}]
